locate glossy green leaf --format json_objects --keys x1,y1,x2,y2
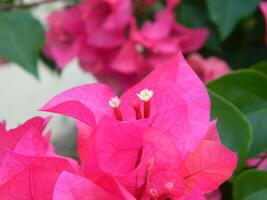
[
  {"x1": 208, "y1": 70, "x2": 267, "y2": 157},
  {"x1": 177, "y1": 1, "x2": 209, "y2": 28},
  {"x1": 209, "y1": 90, "x2": 252, "y2": 171},
  {"x1": 252, "y1": 61, "x2": 267, "y2": 76},
  {"x1": 0, "y1": 11, "x2": 44, "y2": 77},
  {"x1": 244, "y1": 189, "x2": 267, "y2": 200},
  {"x1": 234, "y1": 170, "x2": 267, "y2": 200},
  {"x1": 206, "y1": 0, "x2": 261, "y2": 40}
]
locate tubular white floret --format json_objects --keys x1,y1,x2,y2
[
  {"x1": 108, "y1": 96, "x2": 121, "y2": 108},
  {"x1": 137, "y1": 88, "x2": 154, "y2": 102}
]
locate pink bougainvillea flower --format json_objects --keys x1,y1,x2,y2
[
  {"x1": 183, "y1": 121, "x2": 237, "y2": 194},
  {"x1": 53, "y1": 171, "x2": 135, "y2": 200},
  {"x1": 131, "y1": 9, "x2": 209, "y2": 55},
  {"x1": 44, "y1": 7, "x2": 84, "y2": 68},
  {"x1": 260, "y1": 2, "x2": 267, "y2": 45},
  {"x1": 41, "y1": 53, "x2": 210, "y2": 161},
  {"x1": 42, "y1": 53, "x2": 236, "y2": 198},
  {"x1": 187, "y1": 53, "x2": 231, "y2": 83},
  {"x1": 44, "y1": 0, "x2": 209, "y2": 92},
  {"x1": 52, "y1": 118, "x2": 236, "y2": 199},
  {"x1": 80, "y1": 0, "x2": 132, "y2": 48},
  {"x1": 0, "y1": 117, "x2": 79, "y2": 199},
  {"x1": 0, "y1": 117, "x2": 51, "y2": 163}
]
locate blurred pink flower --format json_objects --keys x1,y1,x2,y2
[
  {"x1": 131, "y1": 10, "x2": 208, "y2": 55},
  {"x1": 0, "y1": 117, "x2": 79, "y2": 199},
  {"x1": 0, "y1": 59, "x2": 5, "y2": 65},
  {"x1": 44, "y1": 7, "x2": 84, "y2": 68},
  {"x1": 260, "y1": 2, "x2": 267, "y2": 44},
  {"x1": 246, "y1": 153, "x2": 267, "y2": 170},
  {"x1": 80, "y1": 0, "x2": 132, "y2": 48},
  {"x1": 42, "y1": 53, "x2": 236, "y2": 199},
  {"x1": 187, "y1": 53, "x2": 231, "y2": 83},
  {"x1": 44, "y1": 0, "x2": 209, "y2": 92}
]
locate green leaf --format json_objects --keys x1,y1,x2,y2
[
  {"x1": 40, "y1": 52, "x2": 60, "y2": 74},
  {"x1": 206, "y1": 0, "x2": 261, "y2": 40},
  {"x1": 208, "y1": 70, "x2": 267, "y2": 157},
  {"x1": 252, "y1": 61, "x2": 267, "y2": 77},
  {"x1": 177, "y1": 1, "x2": 209, "y2": 28},
  {"x1": 209, "y1": 90, "x2": 252, "y2": 171},
  {"x1": 0, "y1": 11, "x2": 45, "y2": 77},
  {"x1": 234, "y1": 170, "x2": 267, "y2": 200},
  {"x1": 244, "y1": 189, "x2": 267, "y2": 200}
]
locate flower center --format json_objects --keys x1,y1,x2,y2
[
  {"x1": 108, "y1": 88, "x2": 154, "y2": 121},
  {"x1": 108, "y1": 96, "x2": 123, "y2": 121}
]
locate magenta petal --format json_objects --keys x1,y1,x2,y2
[
  {"x1": 41, "y1": 83, "x2": 116, "y2": 125},
  {"x1": 94, "y1": 116, "x2": 143, "y2": 176},
  {"x1": 142, "y1": 128, "x2": 184, "y2": 197},
  {"x1": 0, "y1": 117, "x2": 50, "y2": 163},
  {"x1": 77, "y1": 121, "x2": 93, "y2": 164},
  {"x1": 203, "y1": 120, "x2": 221, "y2": 142},
  {"x1": 111, "y1": 40, "x2": 144, "y2": 74},
  {"x1": 0, "y1": 151, "x2": 77, "y2": 199},
  {"x1": 183, "y1": 140, "x2": 237, "y2": 193},
  {"x1": 141, "y1": 9, "x2": 174, "y2": 40},
  {"x1": 121, "y1": 53, "x2": 210, "y2": 159},
  {"x1": 13, "y1": 121, "x2": 52, "y2": 156},
  {"x1": 174, "y1": 24, "x2": 209, "y2": 53},
  {"x1": 87, "y1": 28, "x2": 125, "y2": 48},
  {"x1": 53, "y1": 171, "x2": 119, "y2": 200},
  {"x1": 184, "y1": 187, "x2": 206, "y2": 200},
  {"x1": 103, "y1": 0, "x2": 132, "y2": 30},
  {"x1": 167, "y1": 0, "x2": 181, "y2": 9},
  {"x1": 9, "y1": 117, "x2": 49, "y2": 140},
  {"x1": 187, "y1": 53, "x2": 230, "y2": 83}
]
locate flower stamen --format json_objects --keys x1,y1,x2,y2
[
  {"x1": 133, "y1": 101, "x2": 142, "y2": 120},
  {"x1": 108, "y1": 96, "x2": 123, "y2": 121},
  {"x1": 137, "y1": 89, "x2": 153, "y2": 118}
]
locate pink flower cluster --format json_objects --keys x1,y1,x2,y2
[
  {"x1": 44, "y1": 0, "x2": 209, "y2": 91},
  {"x1": 0, "y1": 54, "x2": 236, "y2": 199}
]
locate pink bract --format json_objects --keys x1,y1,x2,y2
[
  {"x1": 43, "y1": 53, "x2": 237, "y2": 199},
  {"x1": 41, "y1": 53, "x2": 210, "y2": 160},
  {"x1": 187, "y1": 53, "x2": 231, "y2": 83},
  {"x1": 0, "y1": 117, "x2": 79, "y2": 199},
  {"x1": 52, "y1": 120, "x2": 236, "y2": 199}
]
